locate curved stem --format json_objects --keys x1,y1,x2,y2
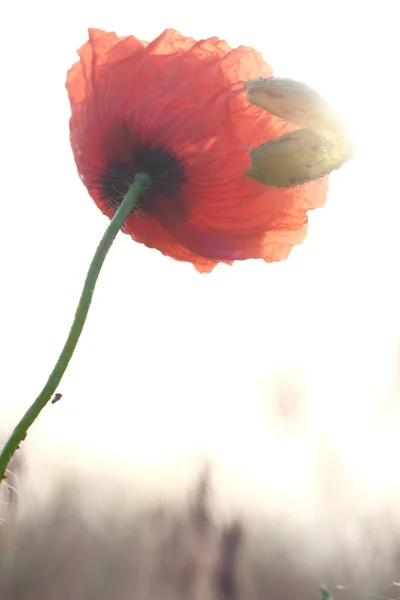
[{"x1": 0, "y1": 172, "x2": 150, "y2": 482}]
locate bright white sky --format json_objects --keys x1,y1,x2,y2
[{"x1": 1, "y1": 0, "x2": 400, "y2": 512}]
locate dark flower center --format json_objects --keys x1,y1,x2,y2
[{"x1": 100, "y1": 144, "x2": 186, "y2": 216}]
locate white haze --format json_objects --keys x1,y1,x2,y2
[{"x1": 1, "y1": 0, "x2": 400, "y2": 561}]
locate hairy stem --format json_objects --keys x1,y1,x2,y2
[{"x1": 0, "y1": 173, "x2": 150, "y2": 482}]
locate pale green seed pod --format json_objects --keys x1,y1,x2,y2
[
  {"x1": 245, "y1": 78, "x2": 354, "y2": 187},
  {"x1": 246, "y1": 129, "x2": 353, "y2": 188},
  {"x1": 246, "y1": 78, "x2": 344, "y2": 135}
]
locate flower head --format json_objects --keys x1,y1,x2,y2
[{"x1": 67, "y1": 29, "x2": 334, "y2": 273}]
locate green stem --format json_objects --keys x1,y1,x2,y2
[{"x1": 0, "y1": 172, "x2": 150, "y2": 483}]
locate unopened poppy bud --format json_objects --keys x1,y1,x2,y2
[
  {"x1": 245, "y1": 129, "x2": 353, "y2": 188},
  {"x1": 246, "y1": 78, "x2": 345, "y2": 135}
]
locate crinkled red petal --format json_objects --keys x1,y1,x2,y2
[{"x1": 67, "y1": 28, "x2": 328, "y2": 272}]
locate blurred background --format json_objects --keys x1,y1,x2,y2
[{"x1": 1, "y1": 0, "x2": 400, "y2": 597}]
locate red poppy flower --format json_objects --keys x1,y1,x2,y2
[{"x1": 66, "y1": 28, "x2": 329, "y2": 273}]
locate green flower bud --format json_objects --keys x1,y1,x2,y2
[
  {"x1": 246, "y1": 78, "x2": 344, "y2": 135},
  {"x1": 245, "y1": 129, "x2": 353, "y2": 188}
]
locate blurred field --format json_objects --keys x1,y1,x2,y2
[
  {"x1": 3, "y1": 346, "x2": 400, "y2": 599},
  {"x1": 2, "y1": 459, "x2": 400, "y2": 600}
]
